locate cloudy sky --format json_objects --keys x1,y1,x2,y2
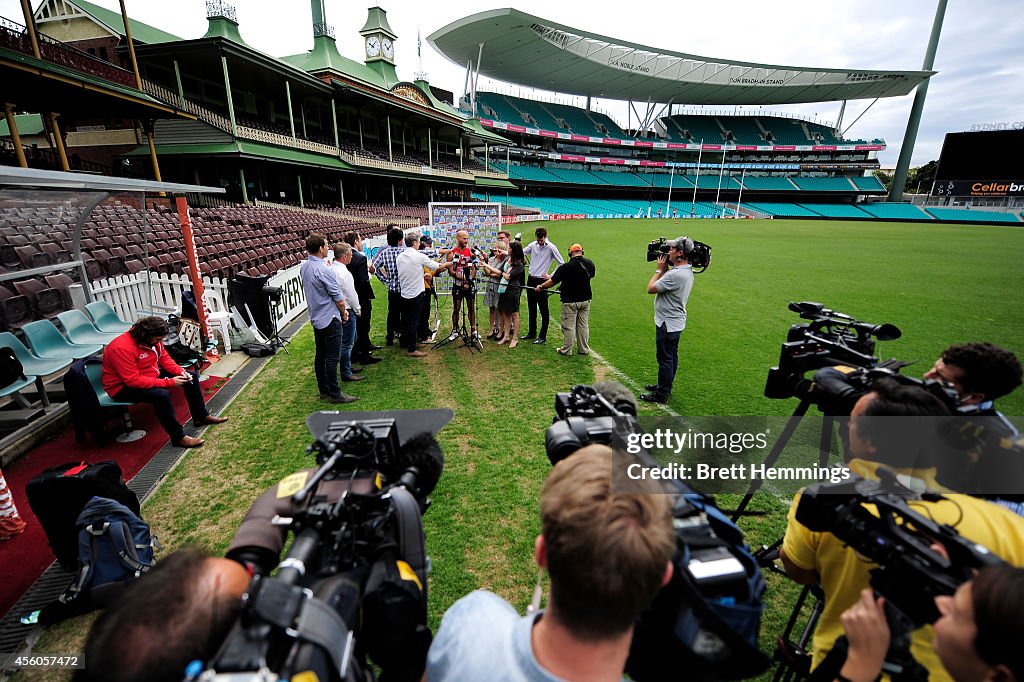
[{"x1": 3, "y1": 0, "x2": 1021, "y2": 166}]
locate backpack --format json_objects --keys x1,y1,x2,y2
[
  {"x1": 25, "y1": 460, "x2": 141, "y2": 569},
  {"x1": 626, "y1": 484, "x2": 770, "y2": 681},
  {"x1": 63, "y1": 496, "x2": 156, "y2": 608},
  {"x1": 0, "y1": 347, "x2": 25, "y2": 389}
]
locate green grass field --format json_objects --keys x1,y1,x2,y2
[{"x1": 21, "y1": 218, "x2": 1024, "y2": 680}]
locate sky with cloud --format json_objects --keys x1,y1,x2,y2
[{"x1": 3, "y1": 0, "x2": 1020, "y2": 166}]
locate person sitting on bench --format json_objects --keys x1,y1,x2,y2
[{"x1": 102, "y1": 317, "x2": 227, "y2": 448}]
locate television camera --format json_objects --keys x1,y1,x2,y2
[
  {"x1": 202, "y1": 409, "x2": 453, "y2": 682},
  {"x1": 792, "y1": 470, "x2": 1006, "y2": 681},
  {"x1": 544, "y1": 382, "x2": 770, "y2": 681},
  {"x1": 646, "y1": 236, "x2": 712, "y2": 272}
]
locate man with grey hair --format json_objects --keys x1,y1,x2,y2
[
  {"x1": 331, "y1": 242, "x2": 361, "y2": 384},
  {"x1": 641, "y1": 236, "x2": 695, "y2": 404},
  {"x1": 396, "y1": 233, "x2": 451, "y2": 357}
]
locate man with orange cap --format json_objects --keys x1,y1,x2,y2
[{"x1": 536, "y1": 243, "x2": 595, "y2": 356}]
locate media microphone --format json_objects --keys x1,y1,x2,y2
[
  {"x1": 388, "y1": 432, "x2": 445, "y2": 507},
  {"x1": 592, "y1": 380, "x2": 639, "y2": 417}
]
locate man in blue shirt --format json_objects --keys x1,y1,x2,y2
[
  {"x1": 299, "y1": 233, "x2": 357, "y2": 404},
  {"x1": 427, "y1": 445, "x2": 675, "y2": 681}
]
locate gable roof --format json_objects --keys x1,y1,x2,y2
[{"x1": 64, "y1": 0, "x2": 183, "y2": 44}]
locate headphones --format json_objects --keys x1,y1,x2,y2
[{"x1": 676, "y1": 237, "x2": 694, "y2": 259}]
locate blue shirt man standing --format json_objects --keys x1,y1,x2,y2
[{"x1": 299, "y1": 233, "x2": 357, "y2": 404}]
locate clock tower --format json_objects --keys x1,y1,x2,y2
[{"x1": 359, "y1": 7, "x2": 398, "y2": 83}]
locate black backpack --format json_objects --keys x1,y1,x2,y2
[{"x1": 0, "y1": 347, "x2": 25, "y2": 389}]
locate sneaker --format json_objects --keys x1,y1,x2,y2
[
  {"x1": 328, "y1": 394, "x2": 359, "y2": 404},
  {"x1": 446, "y1": 330, "x2": 460, "y2": 342},
  {"x1": 639, "y1": 392, "x2": 669, "y2": 404},
  {"x1": 341, "y1": 374, "x2": 364, "y2": 382}
]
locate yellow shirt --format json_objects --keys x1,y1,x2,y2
[{"x1": 782, "y1": 460, "x2": 1024, "y2": 680}]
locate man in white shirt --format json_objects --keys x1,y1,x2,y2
[
  {"x1": 330, "y1": 242, "x2": 362, "y2": 383},
  {"x1": 396, "y1": 234, "x2": 451, "y2": 357},
  {"x1": 522, "y1": 226, "x2": 564, "y2": 344}
]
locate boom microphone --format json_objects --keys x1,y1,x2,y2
[{"x1": 592, "y1": 380, "x2": 639, "y2": 417}]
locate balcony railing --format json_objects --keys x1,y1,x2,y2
[{"x1": 0, "y1": 15, "x2": 137, "y2": 88}]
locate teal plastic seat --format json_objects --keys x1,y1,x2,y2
[
  {"x1": 83, "y1": 362, "x2": 146, "y2": 442},
  {"x1": 85, "y1": 301, "x2": 132, "y2": 333},
  {"x1": 22, "y1": 319, "x2": 103, "y2": 361},
  {"x1": 0, "y1": 373, "x2": 35, "y2": 400},
  {"x1": 57, "y1": 309, "x2": 121, "y2": 346},
  {"x1": 0, "y1": 332, "x2": 71, "y2": 408}
]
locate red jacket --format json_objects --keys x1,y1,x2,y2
[{"x1": 102, "y1": 331, "x2": 186, "y2": 396}]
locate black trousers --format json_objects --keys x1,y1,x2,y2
[
  {"x1": 387, "y1": 290, "x2": 403, "y2": 342},
  {"x1": 354, "y1": 294, "x2": 373, "y2": 357},
  {"x1": 400, "y1": 295, "x2": 423, "y2": 352},
  {"x1": 113, "y1": 368, "x2": 207, "y2": 443},
  {"x1": 525, "y1": 275, "x2": 551, "y2": 338},
  {"x1": 418, "y1": 289, "x2": 434, "y2": 340}
]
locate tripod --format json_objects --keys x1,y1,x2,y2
[
  {"x1": 433, "y1": 284, "x2": 482, "y2": 352},
  {"x1": 267, "y1": 297, "x2": 290, "y2": 355}
]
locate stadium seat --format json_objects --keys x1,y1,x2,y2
[
  {"x1": 13, "y1": 279, "x2": 64, "y2": 319},
  {"x1": 45, "y1": 273, "x2": 78, "y2": 308},
  {"x1": 57, "y1": 309, "x2": 121, "y2": 345},
  {"x1": 0, "y1": 284, "x2": 33, "y2": 331},
  {"x1": 0, "y1": 331, "x2": 72, "y2": 408},
  {"x1": 83, "y1": 362, "x2": 146, "y2": 443},
  {"x1": 21, "y1": 319, "x2": 103, "y2": 361}
]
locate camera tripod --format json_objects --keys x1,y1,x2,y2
[{"x1": 433, "y1": 282, "x2": 482, "y2": 352}]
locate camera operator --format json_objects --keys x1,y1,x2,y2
[
  {"x1": 838, "y1": 565, "x2": 1024, "y2": 682},
  {"x1": 535, "y1": 243, "x2": 596, "y2": 356},
  {"x1": 426, "y1": 445, "x2": 675, "y2": 682},
  {"x1": 923, "y1": 342, "x2": 1022, "y2": 424},
  {"x1": 77, "y1": 548, "x2": 251, "y2": 682},
  {"x1": 779, "y1": 378, "x2": 1024, "y2": 678},
  {"x1": 522, "y1": 227, "x2": 564, "y2": 344},
  {"x1": 641, "y1": 236, "x2": 695, "y2": 404}
]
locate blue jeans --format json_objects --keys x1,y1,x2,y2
[
  {"x1": 313, "y1": 317, "x2": 342, "y2": 397},
  {"x1": 655, "y1": 323, "x2": 682, "y2": 397},
  {"x1": 339, "y1": 313, "x2": 357, "y2": 379},
  {"x1": 114, "y1": 368, "x2": 206, "y2": 443}
]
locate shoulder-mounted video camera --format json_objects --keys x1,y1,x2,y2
[
  {"x1": 796, "y1": 470, "x2": 1006, "y2": 628},
  {"x1": 544, "y1": 383, "x2": 770, "y2": 681},
  {"x1": 646, "y1": 236, "x2": 712, "y2": 272},
  {"x1": 202, "y1": 409, "x2": 452, "y2": 682}
]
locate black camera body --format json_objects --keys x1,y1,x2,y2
[
  {"x1": 206, "y1": 410, "x2": 452, "y2": 682},
  {"x1": 796, "y1": 471, "x2": 1005, "y2": 628},
  {"x1": 645, "y1": 236, "x2": 713, "y2": 272}
]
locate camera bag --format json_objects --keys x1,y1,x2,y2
[
  {"x1": 25, "y1": 460, "x2": 141, "y2": 570},
  {"x1": 0, "y1": 347, "x2": 26, "y2": 389},
  {"x1": 626, "y1": 488, "x2": 770, "y2": 681},
  {"x1": 241, "y1": 342, "x2": 276, "y2": 357}
]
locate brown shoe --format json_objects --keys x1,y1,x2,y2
[
  {"x1": 175, "y1": 435, "x2": 205, "y2": 448},
  {"x1": 195, "y1": 415, "x2": 228, "y2": 426},
  {"x1": 341, "y1": 374, "x2": 364, "y2": 382},
  {"x1": 407, "y1": 350, "x2": 428, "y2": 358}
]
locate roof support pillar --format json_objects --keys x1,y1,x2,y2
[
  {"x1": 3, "y1": 104, "x2": 28, "y2": 168},
  {"x1": 239, "y1": 167, "x2": 248, "y2": 204},
  {"x1": 330, "y1": 99, "x2": 339, "y2": 150},
  {"x1": 145, "y1": 126, "x2": 162, "y2": 182},
  {"x1": 401, "y1": 123, "x2": 406, "y2": 155},
  {"x1": 485, "y1": 143, "x2": 488, "y2": 170},
  {"x1": 386, "y1": 115, "x2": 393, "y2": 162},
  {"x1": 506, "y1": 145, "x2": 509, "y2": 172},
  {"x1": 118, "y1": 0, "x2": 143, "y2": 90},
  {"x1": 173, "y1": 60, "x2": 185, "y2": 107},
  {"x1": 297, "y1": 174, "x2": 304, "y2": 208},
  {"x1": 889, "y1": 0, "x2": 947, "y2": 201},
  {"x1": 286, "y1": 81, "x2": 296, "y2": 139},
  {"x1": 339, "y1": 178, "x2": 344, "y2": 209},
  {"x1": 221, "y1": 55, "x2": 237, "y2": 137},
  {"x1": 427, "y1": 128, "x2": 432, "y2": 167},
  {"x1": 47, "y1": 112, "x2": 69, "y2": 171},
  {"x1": 391, "y1": 182, "x2": 395, "y2": 207},
  {"x1": 18, "y1": 0, "x2": 40, "y2": 59},
  {"x1": 300, "y1": 100, "x2": 308, "y2": 139},
  {"x1": 586, "y1": 96, "x2": 591, "y2": 112},
  {"x1": 357, "y1": 113, "x2": 363, "y2": 147}
]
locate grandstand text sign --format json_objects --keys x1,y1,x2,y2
[{"x1": 933, "y1": 179, "x2": 1024, "y2": 197}]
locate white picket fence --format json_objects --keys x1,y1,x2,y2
[
  {"x1": 88, "y1": 266, "x2": 311, "y2": 334},
  {"x1": 89, "y1": 271, "x2": 232, "y2": 322}
]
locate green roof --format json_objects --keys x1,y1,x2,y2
[
  {"x1": 202, "y1": 16, "x2": 252, "y2": 49},
  {"x1": 0, "y1": 113, "x2": 44, "y2": 137},
  {"x1": 463, "y1": 117, "x2": 510, "y2": 144},
  {"x1": 280, "y1": 36, "x2": 388, "y2": 89},
  {"x1": 124, "y1": 140, "x2": 354, "y2": 172},
  {"x1": 474, "y1": 176, "x2": 517, "y2": 189},
  {"x1": 360, "y1": 7, "x2": 396, "y2": 38},
  {"x1": 71, "y1": 0, "x2": 183, "y2": 44}
]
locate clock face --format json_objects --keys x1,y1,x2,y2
[
  {"x1": 366, "y1": 36, "x2": 380, "y2": 57},
  {"x1": 382, "y1": 38, "x2": 394, "y2": 59}
]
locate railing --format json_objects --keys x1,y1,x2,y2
[
  {"x1": 0, "y1": 15, "x2": 137, "y2": 88},
  {"x1": 253, "y1": 199, "x2": 420, "y2": 227},
  {"x1": 141, "y1": 79, "x2": 232, "y2": 130},
  {"x1": 89, "y1": 271, "x2": 230, "y2": 324},
  {"x1": 236, "y1": 125, "x2": 338, "y2": 156}
]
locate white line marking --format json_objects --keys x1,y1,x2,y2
[{"x1": 589, "y1": 350, "x2": 680, "y2": 417}]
